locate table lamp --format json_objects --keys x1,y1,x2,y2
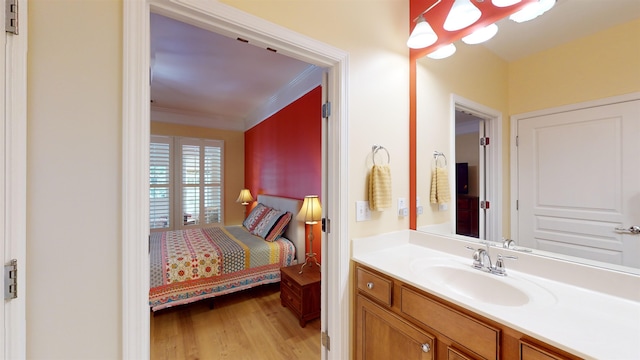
[{"x1": 297, "y1": 195, "x2": 322, "y2": 274}]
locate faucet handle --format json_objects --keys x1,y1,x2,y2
[
  {"x1": 464, "y1": 246, "x2": 484, "y2": 269},
  {"x1": 492, "y1": 254, "x2": 518, "y2": 276},
  {"x1": 502, "y1": 238, "x2": 516, "y2": 249}
]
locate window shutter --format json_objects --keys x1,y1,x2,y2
[
  {"x1": 204, "y1": 145, "x2": 222, "y2": 224},
  {"x1": 150, "y1": 138, "x2": 171, "y2": 229}
]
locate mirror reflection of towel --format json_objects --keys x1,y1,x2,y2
[
  {"x1": 430, "y1": 167, "x2": 451, "y2": 204},
  {"x1": 369, "y1": 164, "x2": 392, "y2": 210}
]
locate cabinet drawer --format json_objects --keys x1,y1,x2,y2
[
  {"x1": 520, "y1": 340, "x2": 569, "y2": 360},
  {"x1": 280, "y1": 286, "x2": 302, "y2": 313},
  {"x1": 401, "y1": 286, "x2": 499, "y2": 360},
  {"x1": 281, "y1": 273, "x2": 303, "y2": 298},
  {"x1": 356, "y1": 267, "x2": 392, "y2": 306}
]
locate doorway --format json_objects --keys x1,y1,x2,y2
[
  {"x1": 451, "y1": 95, "x2": 502, "y2": 243},
  {"x1": 123, "y1": 1, "x2": 350, "y2": 359}
]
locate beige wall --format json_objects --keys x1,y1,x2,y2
[
  {"x1": 416, "y1": 44, "x2": 509, "y2": 227},
  {"x1": 151, "y1": 122, "x2": 246, "y2": 225},
  {"x1": 27, "y1": 0, "x2": 122, "y2": 358},
  {"x1": 509, "y1": 18, "x2": 640, "y2": 114},
  {"x1": 27, "y1": 0, "x2": 410, "y2": 358}
]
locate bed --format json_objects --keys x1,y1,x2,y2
[{"x1": 149, "y1": 195, "x2": 306, "y2": 311}]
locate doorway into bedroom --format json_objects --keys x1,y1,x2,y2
[{"x1": 148, "y1": 11, "x2": 326, "y2": 359}]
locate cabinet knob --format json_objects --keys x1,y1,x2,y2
[
  {"x1": 421, "y1": 343, "x2": 430, "y2": 353},
  {"x1": 366, "y1": 282, "x2": 374, "y2": 290}
]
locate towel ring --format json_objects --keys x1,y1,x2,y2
[
  {"x1": 372, "y1": 145, "x2": 390, "y2": 165},
  {"x1": 433, "y1": 151, "x2": 447, "y2": 167}
]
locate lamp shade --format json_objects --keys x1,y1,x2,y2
[
  {"x1": 492, "y1": 0, "x2": 521, "y2": 7},
  {"x1": 443, "y1": 0, "x2": 482, "y2": 32},
  {"x1": 296, "y1": 195, "x2": 322, "y2": 224},
  {"x1": 236, "y1": 189, "x2": 253, "y2": 205},
  {"x1": 462, "y1": 23, "x2": 499, "y2": 44},
  {"x1": 407, "y1": 16, "x2": 438, "y2": 49},
  {"x1": 427, "y1": 43, "x2": 457, "y2": 59}
]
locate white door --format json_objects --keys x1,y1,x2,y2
[
  {"x1": 3, "y1": 0, "x2": 28, "y2": 357},
  {"x1": 516, "y1": 98, "x2": 640, "y2": 268}
]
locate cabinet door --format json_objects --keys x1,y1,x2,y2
[{"x1": 356, "y1": 295, "x2": 434, "y2": 360}]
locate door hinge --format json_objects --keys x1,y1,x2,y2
[
  {"x1": 322, "y1": 102, "x2": 331, "y2": 119},
  {"x1": 321, "y1": 331, "x2": 331, "y2": 350},
  {"x1": 5, "y1": 0, "x2": 18, "y2": 35},
  {"x1": 322, "y1": 218, "x2": 330, "y2": 233},
  {"x1": 480, "y1": 137, "x2": 490, "y2": 146},
  {"x1": 4, "y1": 259, "x2": 17, "y2": 300},
  {"x1": 515, "y1": 135, "x2": 519, "y2": 147},
  {"x1": 516, "y1": 200, "x2": 519, "y2": 211},
  {"x1": 480, "y1": 200, "x2": 490, "y2": 210}
]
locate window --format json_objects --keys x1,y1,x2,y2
[{"x1": 150, "y1": 135, "x2": 224, "y2": 231}]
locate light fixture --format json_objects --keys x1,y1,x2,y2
[
  {"x1": 462, "y1": 23, "x2": 499, "y2": 44},
  {"x1": 296, "y1": 195, "x2": 322, "y2": 273},
  {"x1": 407, "y1": 15, "x2": 438, "y2": 49},
  {"x1": 510, "y1": 0, "x2": 555, "y2": 23},
  {"x1": 492, "y1": 0, "x2": 522, "y2": 7},
  {"x1": 427, "y1": 43, "x2": 457, "y2": 59},
  {"x1": 236, "y1": 188, "x2": 253, "y2": 205},
  {"x1": 443, "y1": 0, "x2": 482, "y2": 32}
]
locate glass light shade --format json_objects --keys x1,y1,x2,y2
[
  {"x1": 539, "y1": 0, "x2": 556, "y2": 13},
  {"x1": 296, "y1": 195, "x2": 322, "y2": 224},
  {"x1": 427, "y1": 43, "x2": 457, "y2": 59},
  {"x1": 406, "y1": 16, "x2": 438, "y2": 49},
  {"x1": 236, "y1": 189, "x2": 253, "y2": 205},
  {"x1": 443, "y1": 0, "x2": 482, "y2": 32},
  {"x1": 492, "y1": 0, "x2": 521, "y2": 7},
  {"x1": 509, "y1": 0, "x2": 555, "y2": 23},
  {"x1": 462, "y1": 23, "x2": 499, "y2": 44}
]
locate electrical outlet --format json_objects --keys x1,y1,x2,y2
[
  {"x1": 417, "y1": 205, "x2": 424, "y2": 215},
  {"x1": 438, "y1": 203, "x2": 448, "y2": 211},
  {"x1": 356, "y1": 201, "x2": 371, "y2": 222},
  {"x1": 398, "y1": 197, "x2": 408, "y2": 217}
]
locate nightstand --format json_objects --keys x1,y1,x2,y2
[{"x1": 280, "y1": 263, "x2": 321, "y2": 327}]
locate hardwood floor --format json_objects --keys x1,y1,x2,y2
[{"x1": 151, "y1": 283, "x2": 321, "y2": 359}]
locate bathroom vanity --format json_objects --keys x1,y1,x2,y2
[{"x1": 352, "y1": 230, "x2": 640, "y2": 360}]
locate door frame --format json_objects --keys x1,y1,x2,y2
[
  {"x1": 450, "y1": 94, "x2": 502, "y2": 242},
  {"x1": 122, "y1": 1, "x2": 350, "y2": 359},
  {"x1": 3, "y1": 0, "x2": 28, "y2": 357},
  {"x1": 510, "y1": 92, "x2": 640, "y2": 253}
]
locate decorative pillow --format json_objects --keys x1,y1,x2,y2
[
  {"x1": 250, "y1": 208, "x2": 286, "y2": 239},
  {"x1": 264, "y1": 211, "x2": 292, "y2": 242},
  {"x1": 242, "y1": 203, "x2": 271, "y2": 232}
]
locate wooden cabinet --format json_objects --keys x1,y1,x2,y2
[
  {"x1": 357, "y1": 295, "x2": 435, "y2": 360},
  {"x1": 520, "y1": 340, "x2": 570, "y2": 360},
  {"x1": 354, "y1": 262, "x2": 581, "y2": 360},
  {"x1": 456, "y1": 195, "x2": 479, "y2": 238},
  {"x1": 280, "y1": 263, "x2": 321, "y2": 327}
]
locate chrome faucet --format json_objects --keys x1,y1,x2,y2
[
  {"x1": 472, "y1": 247, "x2": 492, "y2": 271},
  {"x1": 466, "y1": 245, "x2": 517, "y2": 276}
]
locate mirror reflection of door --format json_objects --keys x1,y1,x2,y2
[{"x1": 455, "y1": 110, "x2": 485, "y2": 239}]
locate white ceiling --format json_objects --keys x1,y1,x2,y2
[{"x1": 150, "y1": 1, "x2": 640, "y2": 129}]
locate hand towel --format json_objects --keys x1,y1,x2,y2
[
  {"x1": 369, "y1": 164, "x2": 392, "y2": 210},
  {"x1": 430, "y1": 167, "x2": 451, "y2": 204}
]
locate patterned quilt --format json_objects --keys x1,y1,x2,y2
[{"x1": 149, "y1": 226, "x2": 296, "y2": 311}]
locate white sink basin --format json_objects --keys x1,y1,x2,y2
[{"x1": 410, "y1": 258, "x2": 556, "y2": 307}]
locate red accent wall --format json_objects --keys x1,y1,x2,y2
[{"x1": 245, "y1": 86, "x2": 322, "y2": 262}]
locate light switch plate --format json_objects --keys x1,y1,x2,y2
[{"x1": 356, "y1": 201, "x2": 371, "y2": 222}]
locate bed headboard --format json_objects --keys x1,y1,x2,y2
[{"x1": 257, "y1": 194, "x2": 306, "y2": 263}]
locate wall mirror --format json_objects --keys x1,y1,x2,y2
[{"x1": 411, "y1": 0, "x2": 640, "y2": 274}]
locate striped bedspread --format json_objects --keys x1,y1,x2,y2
[{"x1": 149, "y1": 225, "x2": 296, "y2": 311}]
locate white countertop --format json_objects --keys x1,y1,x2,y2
[{"x1": 352, "y1": 230, "x2": 640, "y2": 360}]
